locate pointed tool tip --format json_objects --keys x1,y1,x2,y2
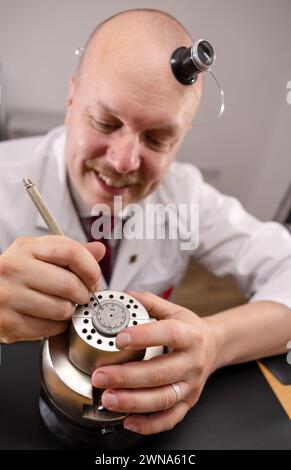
[{"x1": 23, "y1": 177, "x2": 33, "y2": 188}]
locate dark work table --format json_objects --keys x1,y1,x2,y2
[{"x1": 0, "y1": 341, "x2": 291, "y2": 450}]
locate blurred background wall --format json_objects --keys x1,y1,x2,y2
[{"x1": 0, "y1": 0, "x2": 291, "y2": 220}]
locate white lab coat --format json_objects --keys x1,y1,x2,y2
[{"x1": 0, "y1": 126, "x2": 291, "y2": 308}]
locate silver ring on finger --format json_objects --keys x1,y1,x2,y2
[{"x1": 170, "y1": 382, "x2": 182, "y2": 405}]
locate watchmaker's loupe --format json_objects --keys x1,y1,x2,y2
[
  {"x1": 40, "y1": 290, "x2": 163, "y2": 449},
  {"x1": 170, "y1": 39, "x2": 225, "y2": 124},
  {"x1": 170, "y1": 39, "x2": 215, "y2": 85}
]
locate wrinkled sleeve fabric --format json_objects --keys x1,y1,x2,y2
[{"x1": 192, "y1": 170, "x2": 291, "y2": 309}]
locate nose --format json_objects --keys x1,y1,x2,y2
[{"x1": 106, "y1": 131, "x2": 141, "y2": 174}]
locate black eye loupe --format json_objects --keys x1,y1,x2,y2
[{"x1": 170, "y1": 39, "x2": 215, "y2": 85}]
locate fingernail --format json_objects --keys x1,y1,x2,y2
[
  {"x1": 117, "y1": 333, "x2": 131, "y2": 348},
  {"x1": 92, "y1": 282, "x2": 100, "y2": 293},
  {"x1": 124, "y1": 423, "x2": 138, "y2": 433},
  {"x1": 92, "y1": 372, "x2": 108, "y2": 387},
  {"x1": 103, "y1": 392, "x2": 118, "y2": 409}
]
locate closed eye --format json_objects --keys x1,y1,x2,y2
[
  {"x1": 145, "y1": 134, "x2": 168, "y2": 151},
  {"x1": 89, "y1": 115, "x2": 122, "y2": 133}
]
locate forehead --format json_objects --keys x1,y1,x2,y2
[{"x1": 80, "y1": 70, "x2": 194, "y2": 131}]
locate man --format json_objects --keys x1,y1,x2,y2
[{"x1": 0, "y1": 9, "x2": 291, "y2": 436}]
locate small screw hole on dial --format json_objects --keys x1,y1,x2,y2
[
  {"x1": 109, "y1": 341, "x2": 114, "y2": 346},
  {"x1": 97, "y1": 339, "x2": 102, "y2": 344},
  {"x1": 87, "y1": 335, "x2": 92, "y2": 340}
]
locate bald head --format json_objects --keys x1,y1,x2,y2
[
  {"x1": 78, "y1": 9, "x2": 192, "y2": 76},
  {"x1": 76, "y1": 9, "x2": 202, "y2": 109}
]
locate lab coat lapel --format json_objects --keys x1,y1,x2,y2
[{"x1": 109, "y1": 237, "x2": 153, "y2": 291}]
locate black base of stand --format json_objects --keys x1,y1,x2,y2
[{"x1": 39, "y1": 387, "x2": 143, "y2": 450}]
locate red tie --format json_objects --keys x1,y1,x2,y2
[{"x1": 82, "y1": 215, "x2": 116, "y2": 285}]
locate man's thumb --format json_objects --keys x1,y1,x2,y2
[{"x1": 84, "y1": 241, "x2": 106, "y2": 262}]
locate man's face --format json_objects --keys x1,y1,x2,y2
[{"x1": 65, "y1": 54, "x2": 199, "y2": 210}]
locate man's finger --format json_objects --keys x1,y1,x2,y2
[
  {"x1": 92, "y1": 351, "x2": 191, "y2": 389},
  {"x1": 32, "y1": 236, "x2": 102, "y2": 291},
  {"x1": 22, "y1": 259, "x2": 91, "y2": 304},
  {"x1": 127, "y1": 290, "x2": 182, "y2": 320},
  {"x1": 84, "y1": 241, "x2": 106, "y2": 262},
  {"x1": 11, "y1": 287, "x2": 76, "y2": 321},
  {"x1": 115, "y1": 318, "x2": 194, "y2": 351},
  {"x1": 0, "y1": 310, "x2": 68, "y2": 343},
  {"x1": 101, "y1": 381, "x2": 188, "y2": 414},
  {"x1": 123, "y1": 401, "x2": 189, "y2": 435}
]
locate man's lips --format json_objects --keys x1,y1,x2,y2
[
  {"x1": 97, "y1": 169, "x2": 132, "y2": 188},
  {"x1": 85, "y1": 159, "x2": 143, "y2": 187},
  {"x1": 93, "y1": 170, "x2": 131, "y2": 195}
]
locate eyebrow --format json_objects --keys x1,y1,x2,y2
[
  {"x1": 88, "y1": 100, "x2": 180, "y2": 136},
  {"x1": 91, "y1": 99, "x2": 118, "y2": 115}
]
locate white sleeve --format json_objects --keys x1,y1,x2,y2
[{"x1": 194, "y1": 180, "x2": 291, "y2": 309}]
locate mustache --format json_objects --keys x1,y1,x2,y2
[{"x1": 85, "y1": 159, "x2": 144, "y2": 185}]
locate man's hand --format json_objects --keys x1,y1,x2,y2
[
  {"x1": 0, "y1": 236, "x2": 105, "y2": 342},
  {"x1": 92, "y1": 291, "x2": 218, "y2": 435}
]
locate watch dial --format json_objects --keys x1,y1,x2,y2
[{"x1": 92, "y1": 300, "x2": 130, "y2": 336}]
